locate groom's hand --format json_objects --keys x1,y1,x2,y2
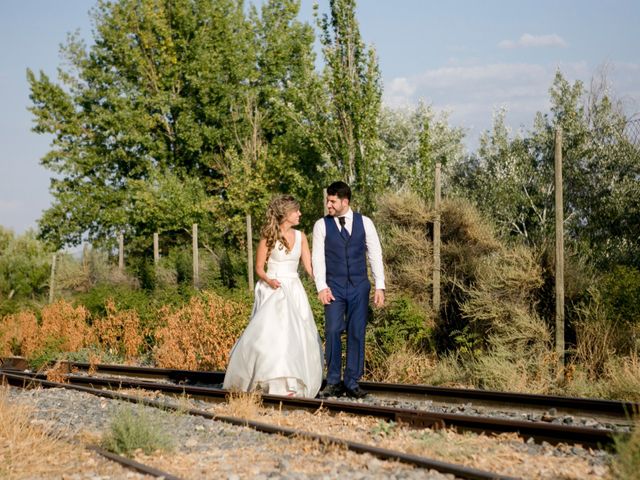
[
  {"x1": 373, "y1": 289, "x2": 385, "y2": 308},
  {"x1": 318, "y1": 288, "x2": 334, "y2": 305}
]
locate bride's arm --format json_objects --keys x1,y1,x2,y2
[
  {"x1": 256, "y1": 238, "x2": 280, "y2": 289},
  {"x1": 300, "y1": 232, "x2": 314, "y2": 279}
]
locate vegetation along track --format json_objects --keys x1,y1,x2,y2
[
  {"x1": 2, "y1": 357, "x2": 633, "y2": 449},
  {"x1": 1, "y1": 370, "x2": 518, "y2": 480}
]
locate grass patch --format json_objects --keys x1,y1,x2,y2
[
  {"x1": 0, "y1": 387, "x2": 77, "y2": 478},
  {"x1": 613, "y1": 417, "x2": 640, "y2": 480},
  {"x1": 101, "y1": 405, "x2": 173, "y2": 457}
]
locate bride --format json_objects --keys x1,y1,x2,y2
[{"x1": 223, "y1": 195, "x2": 323, "y2": 397}]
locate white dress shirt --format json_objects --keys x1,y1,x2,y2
[{"x1": 312, "y1": 208, "x2": 386, "y2": 292}]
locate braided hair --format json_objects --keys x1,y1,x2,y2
[{"x1": 261, "y1": 194, "x2": 300, "y2": 259}]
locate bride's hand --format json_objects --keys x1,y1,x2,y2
[{"x1": 266, "y1": 278, "x2": 281, "y2": 289}]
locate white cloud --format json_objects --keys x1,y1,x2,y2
[
  {"x1": 382, "y1": 61, "x2": 640, "y2": 149},
  {"x1": 499, "y1": 33, "x2": 568, "y2": 49}
]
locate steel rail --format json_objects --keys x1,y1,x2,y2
[
  {"x1": 6, "y1": 356, "x2": 634, "y2": 418},
  {"x1": 1, "y1": 368, "x2": 621, "y2": 449},
  {"x1": 1, "y1": 371, "x2": 516, "y2": 480},
  {"x1": 3, "y1": 356, "x2": 633, "y2": 419}
]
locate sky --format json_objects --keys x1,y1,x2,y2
[{"x1": 1, "y1": 0, "x2": 639, "y2": 235}]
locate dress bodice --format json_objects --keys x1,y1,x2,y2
[{"x1": 266, "y1": 230, "x2": 301, "y2": 278}]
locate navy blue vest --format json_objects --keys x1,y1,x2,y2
[{"x1": 324, "y1": 213, "x2": 368, "y2": 288}]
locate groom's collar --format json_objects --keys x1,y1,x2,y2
[{"x1": 340, "y1": 208, "x2": 353, "y2": 219}]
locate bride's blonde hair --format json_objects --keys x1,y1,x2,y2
[{"x1": 261, "y1": 194, "x2": 300, "y2": 258}]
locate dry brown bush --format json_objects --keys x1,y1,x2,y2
[
  {"x1": 93, "y1": 299, "x2": 144, "y2": 361},
  {"x1": 153, "y1": 291, "x2": 250, "y2": 370},
  {"x1": 40, "y1": 300, "x2": 93, "y2": 353},
  {"x1": 0, "y1": 311, "x2": 40, "y2": 357},
  {"x1": 46, "y1": 360, "x2": 69, "y2": 383}
]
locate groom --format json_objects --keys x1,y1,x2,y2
[{"x1": 312, "y1": 181, "x2": 385, "y2": 399}]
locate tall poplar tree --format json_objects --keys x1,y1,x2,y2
[{"x1": 314, "y1": 0, "x2": 384, "y2": 211}]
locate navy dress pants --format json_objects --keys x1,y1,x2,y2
[{"x1": 324, "y1": 280, "x2": 370, "y2": 390}]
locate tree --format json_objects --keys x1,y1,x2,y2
[
  {"x1": 378, "y1": 103, "x2": 465, "y2": 203},
  {"x1": 313, "y1": 0, "x2": 384, "y2": 211},
  {"x1": 453, "y1": 70, "x2": 640, "y2": 269},
  {"x1": 28, "y1": 0, "x2": 322, "y2": 253},
  {"x1": 0, "y1": 227, "x2": 53, "y2": 300}
]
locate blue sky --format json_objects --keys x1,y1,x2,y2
[{"x1": 1, "y1": 0, "x2": 639, "y2": 234}]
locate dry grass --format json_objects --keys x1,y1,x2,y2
[
  {"x1": 374, "y1": 345, "x2": 438, "y2": 384},
  {"x1": 0, "y1": 387, "x2": 78, "y2": 479},
  {"x1": 224, "y1": 390, "x2": 263, "y2": 421},
  {"x1": 153, "y1": 291, "x2": 249, "y2": 370}
]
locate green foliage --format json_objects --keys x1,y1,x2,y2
[
  {"x1": 602, "y1": 265, "x2": 640, "y2": 327},
  {"x1": 28, "y1": 337, "x2": 65, "y2": 370},
  {"x1": 614, "y1": 421, "x2": 640, "y2": 479},
  {"x1": 369, "y1": 295, "x2": 433, "y2": 354},
  {"x1": 102, "y1": 405, "x2": 173, "y2": 457},
  {"x1": 449, "y1": 325, "x2": 481, "y2": 355},
  {"x1": 452, "y1": 70, "x2": 640, "y2": 271},
  {"x1": 312, "y1": 0, "x2": 384, "y2": 211},
  {"x1": 378, "y1": 104, "x2": 465, "y2": 202},
  {"x1": 0, "y1": 227, "x2": 53, "y2": 300},
  {"x1": 370, "y1": 420, "x2": 396, "y2": 437},
  {"x1": 29, "y1": 0, "x2": 323, "y2": 254},
  {"x1": 64, "y1": 346, "x2": 123, "y2": 365}
]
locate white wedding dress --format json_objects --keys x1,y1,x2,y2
[{"x1": 223, "y1": 230, "x2": 323, "y2": 397}]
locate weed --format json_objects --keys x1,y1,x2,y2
[
  {"x1": 101, "y1": 405, "x2": 173, "y2": 457},
  {"x1": 613, "y1": 417, "x2": 640, "y2": 480}
]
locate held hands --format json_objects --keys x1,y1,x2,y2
[{"x1": 317, "y1": 288, "x2": 335, "y2": 305}]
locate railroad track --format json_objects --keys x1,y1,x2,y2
[
  {"x1": 3, "y1": 356, "x2": 635, "y2": 421},
  {"x1": 2, "y1": 370, "x2": 518, "y2": 480},
  {"x1": 1, "y1": 357, "x2": 632, "y2": 449}
]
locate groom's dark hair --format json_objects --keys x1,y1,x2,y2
[{"x1": 327, "y1": 181, "x2": 351, "y2": 201}]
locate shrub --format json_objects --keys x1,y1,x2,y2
[
  {"x1": 102, "y1": 406, "x2": 173, "y2": 456},
  {"x1": 153, "y1": 291, "x2": 250, "y2": 370},
  {"x1": 93, "y1": 299, "x2": 145, "y2": 361},
  {"x1": 0, "y1": 310, "x2": 40, "y2": 357},
  {"x1": 40, "y1": 300, "x2": 92, "y2": 353},
  {"x1": 613, "y1": 416, "x2": 640, "y2": 480}
]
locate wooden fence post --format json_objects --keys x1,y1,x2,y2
[
  {"x1": 49, "y1": 253, "x2": 57, "y2": 304},
  {"x1": 246, "y1": 214, "x2": 254, "y2": 291},
  {"x1": 118, "y1": 233, "x2": 124, "y2": 273},
  {"x1": 433, "y1": 162, "x2": 442, "y2": 321},
  {"x1": 153, "y1": 232, "x2": 159, "y2": 265},
  {"x1": 554, "y1": 127, "x2": 565, "y2": 376},
  {"x1": 192, "y1": 223, "x2": 199, "y2": 289}
]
